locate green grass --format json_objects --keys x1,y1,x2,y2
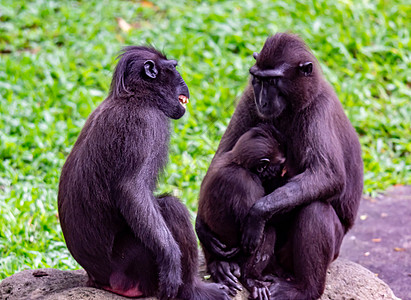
[{"x1": 0, "y1": 0, "x2": 410, "y2": 279}]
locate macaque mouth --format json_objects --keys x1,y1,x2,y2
[{"x1": 179, "y1": 95, "x2": 189, "y2": 107}]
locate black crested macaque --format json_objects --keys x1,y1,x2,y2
[
  {"x1": 196, "y1": 124, "x2": 287, "y2": 299},
  {"x1": 58, "y1": 46, "x2": 229, "y2": 300},
  {"x1": 198, "y1": 33, "x2": 363, "y2": 300}
]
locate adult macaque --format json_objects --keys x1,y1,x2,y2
[
  {"x1": 58, "y1": 46, "x2": 229, "y2": 300},
  {"x1": 199, "y1": 33, "x2": 363, "y2": 300}
]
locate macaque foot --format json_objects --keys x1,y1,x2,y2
[
  {"x1": 208, "y1": 260, "x2": 242, "y2": 296},
  {"x1": 244, "y1": 278, "x2": 273, "y2": 300}
]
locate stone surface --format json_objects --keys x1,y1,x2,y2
[
  {"x1": 319, "y1": 259, "x2": 399, "y2": 300},
  {"x1": 0, "y1": 268, "x2": 155, "y2": 300},
  {"x1": 0, "y1": 259, "x2": 399, "y2": 300}
]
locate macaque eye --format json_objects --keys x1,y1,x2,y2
[
  {"x1": 299, "y1": 62, "x2": 313, "y2": 76},
  {"x1": 165, "y1": 60, "x2": 178, "y2": 70},
  {"x1": 257, "y1": 158, "x2": 270, "y2": 173}
]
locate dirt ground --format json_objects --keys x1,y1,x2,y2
[{"x1": 340, "y1": 185, "x2": 411, "y2": 300}]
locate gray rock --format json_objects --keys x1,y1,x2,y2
[
  {"x1": 319, "y1": 259, "x2": 400, "y2": 300},
  {"x1": 0, "y1": 268, "x2": 153, "y2": 300},
  {"x1": 0, "y1": 259, "x2": 399, "y2": 300}
]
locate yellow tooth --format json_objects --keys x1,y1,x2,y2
[{"x1": 179, "y1": 96, "x2": 189, "y2": 104}]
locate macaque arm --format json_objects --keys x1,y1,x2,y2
[{"x1": 196, "y1": 217, "x2": 240, "y2": 259}]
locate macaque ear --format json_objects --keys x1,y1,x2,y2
[
  {"x1": 253, "y1": 52, "x2": 259, "y2": 60},
  {"x1": 144, "y1": 60, "x2": 158, "y2": 79},
  {"x1": 299, "y1": 62, "x2": 313, "y2": 76}
]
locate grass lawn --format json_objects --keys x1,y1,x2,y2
[{"x1": 0, "y1": 0, "x2": 409, "y2": 278}]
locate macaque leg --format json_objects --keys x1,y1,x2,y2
[
  {"x1": 242, "y1": 226, "x2": 276, "y2": 300},
  {"x1": 270, "y1": 202, "x2": 344, "y2": 300}
]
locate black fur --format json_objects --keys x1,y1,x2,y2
[
  {"x1": 196, "y1": 125, "x2": 287, "y2": 298},
  {"x1": 58, "y1": 46, "x2": 229, "y2": 300},
  {"x1": 198, "y1": 33, "x2": 363, "y2": 300}
]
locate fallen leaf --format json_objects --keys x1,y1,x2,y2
[
  {"x1": 394, "y1": 247, "x2": 406, "y2": 252},
  {"x1": 116, "y1": 17, "x2": 132, "y2": 32},
  {"x1": 141, "y1": 1, "x2": 154, "y2": 8},
  {"x1": 360, "y1": 214, "x2": 368, "y2": 221},
  {"x1": 372, "y1": 238, "x2": 381, "y2": 243}
]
